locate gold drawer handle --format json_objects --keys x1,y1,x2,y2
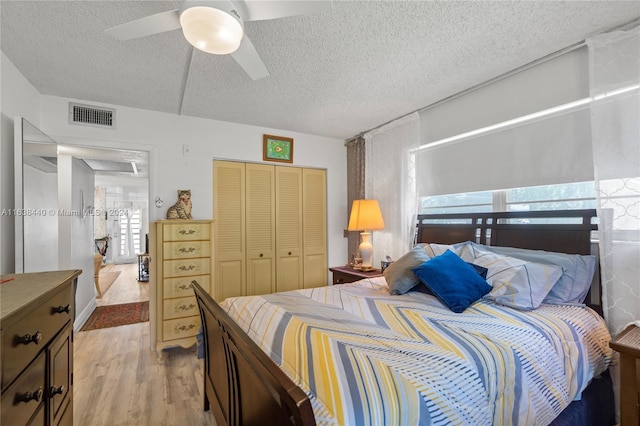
[
  {"x1": 178, "y1": 229, "x2": 196, "y2": 235},
  {"x1": 179, "y1": 247, "x2": 196, "y2": 253},
  {"x1": 176, "y1": 324, "x2": 197, "y2": 332},
  {"x1": 178, "y1": 284, "x2": 190, "y2": 290},
  {"x1": 178, "y1": 265, "x2": 196, "y2": 271},
  {"x1": 177, "y1": 303, "x2": 196, "y2": 312}
]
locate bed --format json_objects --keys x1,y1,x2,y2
[{"x1": 193, "y1": 209, "x2": 615, "y2": 425}]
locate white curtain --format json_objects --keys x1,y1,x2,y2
[
  {"x1": 587, "y1": 26, "x2": 640, "y2": 336},
  {"x1": 365, "y1": 112, "x2": 420, "y2": 264}
]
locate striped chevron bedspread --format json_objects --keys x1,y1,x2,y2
[{"x1": 220, "y1": 277, "x2": 613, "y2": 426}]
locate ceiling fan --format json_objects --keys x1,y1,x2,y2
[{"x1": 105, "y1": 0, "x2": 332, "y2": 80}]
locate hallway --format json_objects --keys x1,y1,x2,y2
[{"x1": 97, "y1": 262, "x2": 148, "y2": 306}]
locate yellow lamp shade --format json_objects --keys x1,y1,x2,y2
[{"x1": 348, "y1": 199, "x2": 385, "y2": 231}]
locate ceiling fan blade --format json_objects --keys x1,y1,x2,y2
[
  {"x1": 231, "y1": 36, "x2": 270, "y2": 80},
  {"x1": 105, "y1": 9, "x2": 181, "y2": 41},
  {"x1": 240, "y1": 0, "x2": 332, "y2": 22}
]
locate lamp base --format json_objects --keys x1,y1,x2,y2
[
  {"x1": 359, "y1": 232, "x2": 374, "y2": 269},
  {"x1": 355, "y1": 266, "x2": 377, "y2": 272}
]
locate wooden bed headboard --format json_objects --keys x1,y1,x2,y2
[{"x1": 414, "y1": 209, "x2": 602, "y2": 315}]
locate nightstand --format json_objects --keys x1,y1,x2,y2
[
  {"x1": 609, "y1": 324, "x2": 640, "y2": 426},
  {"x1": 329, "y1": 266, "x2": 384, "y2": 284}
]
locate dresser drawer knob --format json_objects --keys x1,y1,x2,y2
[
  {"x1": 16, "y1": 387, "x2": 43, "y2": 403},
  {"x1": 49, "y1": 385, "x2": 65, "y2": 397},
  {"x1": 52, "y1": 304, "x2": 71, "y2": 314},
  {"x1": 288, "y1": 252, "x2": 292, "y2": 256},
  {"x1": 16, "y1": 331, "x2": 42, "y2": 345}
]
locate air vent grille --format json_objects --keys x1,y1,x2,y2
[{"x1": 69, "y1": 103, "x2": 115, "y2": 128}]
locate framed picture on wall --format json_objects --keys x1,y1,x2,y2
[{"x1": 263, "y1": 134, "x2": 293, "y2": 163}]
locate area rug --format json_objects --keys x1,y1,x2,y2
[
  {"x1": 98, "y1": 270, "x2": 121, "y2": 297},
  {"x1": 80, "y1": 301, "x2": 149, "y2": 331}
]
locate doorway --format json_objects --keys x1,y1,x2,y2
[
  {"x1": 59, "y1": 144, "x2": 150, "y2": 307},
  {"x1": 95, "y1": 169, "x2": 149, "y2": 306}
]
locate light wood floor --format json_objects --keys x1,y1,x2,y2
[
  {"x1": 76, "y1": 263, "x2": 215, "y2": 425},
  {"x1": 97, "y1": 263, "x2": 149, "y2": 306}
]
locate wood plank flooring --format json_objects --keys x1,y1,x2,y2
[
  {"x1": 75, "y1": 263, "x2": 215, "y2": 425},
  {"x1": 97, "y1": 263, "x2": 149, "y2": 306}
]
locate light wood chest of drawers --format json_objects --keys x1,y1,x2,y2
[
  {"x1": 150, "y1": 220, "x2": 213, "y2": 353},
  {"x1": 1, "y1": 269, "x2": 80, "y2": 426}
]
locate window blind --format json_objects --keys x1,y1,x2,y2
[{"x1": 417, "y1": 46, "x2": 595, "y2": 196}]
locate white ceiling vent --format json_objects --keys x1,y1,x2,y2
[{"x1": 69, "y1": 103, "x2": 115, "y2": 129}]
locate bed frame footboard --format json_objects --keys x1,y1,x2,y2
[{"x1": 192, "y1": 281, "x2": 316, "y2": 426}]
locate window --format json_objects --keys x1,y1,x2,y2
[
  {"x1": 506, "y1": 181, "x2": 596, "y2": 212},
  {"x1": 419, "y1": 179, "x2": 640, "y2": 242},
  {"x1": 419, "y1": 190, "x2": 493, "y2": 215},
  {"x1": 420, "y1": 181, "x2": 597, "y2": 215}
]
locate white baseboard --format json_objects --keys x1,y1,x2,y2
[{"x1": 74, "y1": 297, "x2": 97, "y2": 331}]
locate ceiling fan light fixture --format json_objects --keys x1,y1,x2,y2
[{"x1": 180, "y1": 6, "x2": 243, "y2": 55}]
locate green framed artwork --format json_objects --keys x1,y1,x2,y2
[{"x1": 263, "y1": 134, "x2": 293, "y2": 163}]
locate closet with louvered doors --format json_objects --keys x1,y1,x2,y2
[
  {"x1": 212, "y1": 161, "x2": 246, "y2": 301},
  {"x1": 246, "y1": 163, "x2": 277, "y2": 296},
  {"x1": 274, "y1": 166, "x2": 303, "y2": 293},
  {"x1": 302, "y1": 168, "x2": 327, "y2": 289},
  {"x1": 213, "y1": 160, "x2": 327, "y2": 301}
]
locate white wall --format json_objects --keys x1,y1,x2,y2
[
  {"x1": 0, "y1": 52, "x2": 42, "y2": 273},
  {"x1": 58, "y1": 156, "x2": 96, "y2": 327},
  {"x1": 39, "y1": 95, "x2": 348, "y2": 271}
]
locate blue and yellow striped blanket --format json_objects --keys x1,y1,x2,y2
[{"x1": 221, "y1": 277, "x2": 612, "y2": 425}]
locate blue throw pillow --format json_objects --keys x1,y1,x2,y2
[
  {"x1": 409, "y1": 261, "x2": 488, "y2": 295},
  {"x1": 412, "y1": 250, "x2": 492, "y2": 313}
]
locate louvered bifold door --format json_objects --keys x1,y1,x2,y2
[
  {"x1": 213, "y1": 161, "x2": 246, "y2": 301},
  {"x1": 245, "y1": 164, "x2": 276, "y2": 296},
  {"x1": 302, "y1": 169, "x2": 327, "y2": 288},
  {"x1": 275, "y1": 166, "x2": 303, "y2": 292}
]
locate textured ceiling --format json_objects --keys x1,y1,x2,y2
[{"x1": 2, "y1": 1, "x2": 639, "y2": 140}]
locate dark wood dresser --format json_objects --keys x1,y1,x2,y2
[{"x1": 1, "y1": 270, "x2": 81, "y2": 426}]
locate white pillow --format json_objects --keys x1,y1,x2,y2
[{"x1": 458, "y1": 244, "x2": 563, "y2": 310}]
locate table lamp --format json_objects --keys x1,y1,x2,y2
[{"x1": 348, "y1": 199, "x2": 385, "y2": 270}]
